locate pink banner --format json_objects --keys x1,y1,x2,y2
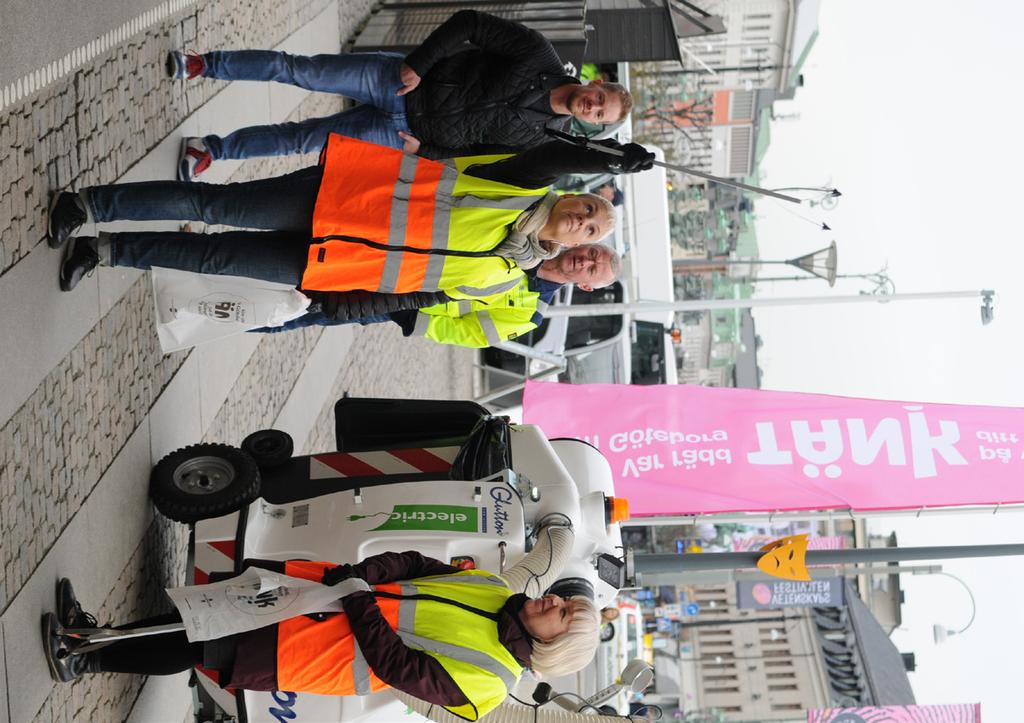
[
  {"x1": 808, "y1": 703, "x2": 981, "y2": 722},
  {"x1": 522, "y1": 382, "x2": 1024, "y2": 516}
]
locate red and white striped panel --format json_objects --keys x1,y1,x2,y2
[
  {"x1": 193, "y1": 536, "x2": 237, "y2": 585},
  {"x1": 308, "y1": 446, "x2": 460, "y2": 480},
  {"x1": 193, "y1": 532, "x2": 237, "y2": 693}
]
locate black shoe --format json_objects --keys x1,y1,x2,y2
[
  {"x1": 47, "y1": 192, "x2": 87, "y2": 249},
  {"x1": 59, "y1": 236, "x2": 100, "y2": 292},
  {"x1": 42, "y1": 612, "x2": 98, "y2": 683},
  {"x1": 56, "y1": 579, "x2": 98, "y2": 629}
]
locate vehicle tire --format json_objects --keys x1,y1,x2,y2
[
  {"x1": 150, "y1": 444, "x2": 260, "y2": 523},
  {"x1": 241, "y1": 429, "x2": 294, "y2": 468},
  {"x1": 600, "y1": 622, "x2": 615, "y2": 642}
]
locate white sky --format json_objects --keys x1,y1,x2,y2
[{"x1": 752, "y1": 1, "x2": 1024, "y2": 718}]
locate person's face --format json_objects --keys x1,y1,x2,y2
[
  {"x1": 520, "y1": 594, "x2": 577, "y2": 643},
  {"x1": 540, "y1": 194, "x2": 612, "y2": 247},
  {"x1": 542, "y1": 245, "x2": 616, "y2": 291},
  {"x1": 568, "y1": 81, "x2": 623, "y2": 124}
]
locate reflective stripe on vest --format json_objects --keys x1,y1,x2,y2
[
  {"x1": 419, "y1": 574, "x2": 506, "y2": 587},
  {"x1": 412, "y1": 311, "x2": 431, "y2": 337},
  {"x1": 477, "y1": 313, "x2": 503, "y2": 347},
  {"x1": 535, "y1": 299, "x2": 549, "y2": 315},
  {"x1": 396, "y1": 630, "x2": 520, "y2": 691},
  {"x1": 351, "y1": 637, "x2": 373, "y2": 696},
  {"x1": 455, "y1": 276, "x2": 523, "y2": 297}
]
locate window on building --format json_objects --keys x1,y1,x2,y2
[{"x1": 772, "y1": 703, "x2": 805, "y2": 711}]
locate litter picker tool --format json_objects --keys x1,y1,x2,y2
[{"x1": 545, "y1": 128, "x2": 802, "y2": 204}]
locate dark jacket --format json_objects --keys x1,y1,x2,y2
[
  {"x1": 402, "y1": 9, "x2": 578, "y2": 160},
  {"x1": 225, "y1": 551, "x2": 534, "y2": 706}
]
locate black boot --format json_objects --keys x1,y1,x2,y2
[
  {"x1": 56, "y1": 578, "x2": 98, "y2": 629},
  {"x1": 41, "y1": 612, "x2": 99, "y2": 683},
  {"x1": 59, "y1": 236, "x2": 100, "y2": 292},
  {"x1": 47, "y1": 192, "x2": 88, "y2": 249}
]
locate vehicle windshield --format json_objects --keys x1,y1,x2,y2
[
  {"x1": 630, "y1": 321, "x2": 668, "y2": 384},
  {"x1": 564, "y1": 345, "x2": 623, "y2": 384},
  {"x1": 563, "y1": 282, "x2": 624, "y2": 351}
]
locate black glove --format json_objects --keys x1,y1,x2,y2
[
  {"x1": 322, "y1": 564, "x2": 357, "y2": 586},
  {"x1": 606, "y1": 142, "x2": 655, "y2": 174}
]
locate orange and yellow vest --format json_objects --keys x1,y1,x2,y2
[
  {"x1": 303, "y1": 134, "x2": 549, "y2": 300},
  {"x1": 276, "y1": 561, "x2": 522, "y2": 721}
]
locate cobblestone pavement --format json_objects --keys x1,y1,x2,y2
[
  {"x1": 0, "y1": 0, "x2": 475, "y2": 720},
  {"x1": 0, "y1": 0, "x2": 348, "y2": 275}
]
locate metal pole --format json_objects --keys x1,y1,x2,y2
[
  {"x1": 634, "y1": 543, "x2": 1024, "y2": 575},
  {"x1": 678, "y1": 63, "x2": 788, "y2": 75},
  {"x1": 474, "y1": 366, "x2": 563, "y2": 405},
  {"x1": 624, "y1": 503, "x2": 1024, "y2": 526},
  {"x1": 649, "y1": 159, "x2": 801, "y2": 203},
  {"x1": 819, "y1": 564, "x2": 943, "y2": 577},
  {"x1": 494, "y1": 340, "x2": 567, "y2": 367},
  {"x1": 544, "y1": 128, "x2": 802, "y2": 203},
  {"x1": 543, "y1": 289, "x2": 994, "y2": 318},
  {"x1": 637, "y1": 564, "x2": 943, "y2": 588},
  {"x1": 676, "y1": 614, "x2": 802, "y2": 629}
]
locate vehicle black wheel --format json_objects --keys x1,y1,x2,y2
[
  {"x1": 600, "y1": 622, "x2": 615, "y2": 642},
  {"x1": 150, "y1": 443, "x2": 260, "y2": 523},
  {"x1": 241, "y1": 429, "x2": 294, "y2": 468}
]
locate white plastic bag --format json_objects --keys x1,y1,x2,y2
[
  {"x1": 151, "y1": 267, "x2": 311, "y2": 353},
  {"x1": 165, "y1": 567, "x2": 370, "y2": 642}
]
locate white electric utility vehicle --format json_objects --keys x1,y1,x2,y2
[{"x1": 148, "y1": 397, "x2": 637, "y2": 723}]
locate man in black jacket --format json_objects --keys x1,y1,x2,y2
[{"x1": 168, "y1": 9, "x2": 633, "y2": 179}]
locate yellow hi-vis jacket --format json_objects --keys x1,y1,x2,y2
[
  {"x1": 409, "y1": 274, "x2": 552, "y2": 347},
  {"x1": 304, "y1": 134, "x2": 549, "y2": 300}
]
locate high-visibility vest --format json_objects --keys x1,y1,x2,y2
[
  {"x1": 276, "y1": 561, "x2": 522, "y2": 721},
  {"x1": 304, "y1": 134, "x2": 548, "y2": 299},
  {"x1": 411, "y1": 275, "x2": 550, "y2": 348}
]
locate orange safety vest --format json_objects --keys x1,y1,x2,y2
[
  {"x1": 275, "y1": 560, "x2": 397, "y2": 695},
  {"x1": 304, "y1": 134, "x2": 460, "y2": 293}
]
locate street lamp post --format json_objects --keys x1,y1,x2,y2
[
  {"x1": 917, "y1": 570, "x2": 977, "y2": 643},
  {"x1": 543, "y1": 289, "x2": 996, "y2": 326},
  {"x1": 674, "y1": 242, "x2": 839, "y2": 285},
  {"x1": 756, "y1": 266, "x2": 895, "y2": 295}
]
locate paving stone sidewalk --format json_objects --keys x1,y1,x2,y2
[
  {"x1": 3, "y1": 0, "x2": 477, "y2": 718},
  {"x1": 0, "y1": 0, "x2": 357, "y2": 277},
  {"x1": 0, "y1": 0, "x2": 433, "y2": 720}
]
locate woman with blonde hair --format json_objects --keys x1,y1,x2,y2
[{"x1": 44, "y1": 550, "x2": 600, "y2": 721}]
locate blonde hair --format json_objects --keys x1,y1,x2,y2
[
  {"x1": 602, "y1": 82, "x2": 633, "y2": 121},
  {"x1": 530, "y1": 596, "x2": 601, "y2": 678},
  {"x1": 579, "y1": 193, "x2": 616, "y2": 242}
]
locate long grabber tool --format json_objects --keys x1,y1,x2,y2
[
  {"x1": 545, "y1": 128, "x2": 802, "y2": 204},
  {"x1": 57, "y1": 621, "x2": 187, "y2": 654}
]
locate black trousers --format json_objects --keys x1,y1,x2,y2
[{"x1": 95, "y1": 613, "x2": 235, "y2": 676}]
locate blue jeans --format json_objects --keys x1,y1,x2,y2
[
  {"x1": 252, "y1": 311, "x2": 391, "y2": 333},
  {"x1": 85, "y1": 166, "x2": 325, "y2": 284},
  {"x1": 85, "y1": 166, "x2": 323, "y2": 230},
  {"x1": 200, "y1": 51, "x2": 410, "y2": 159}
]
